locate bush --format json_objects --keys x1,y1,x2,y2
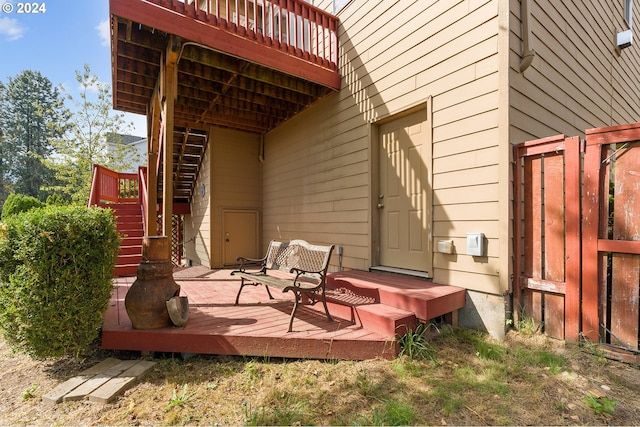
[
  {"x1": 0, "y1": 205, "x2": 120, "y2": 358},
  {"x1": 1, "y1": 193, "x2": 44, "y2": 219},
  {"x1": 45, "y1": 194, "x2": 69, "y2": 206}
]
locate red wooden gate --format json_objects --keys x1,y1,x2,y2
[
  {"x1": 513, "y1": 135, "x2": 581, "y2": 342},
  {"x1": 515, "y1": 123, "x2": 640, "y2": 358},
  {"x1": 583, "y1": 123, "x2": 640, "y2": 355}
]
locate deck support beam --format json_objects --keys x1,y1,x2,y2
[
  {"x1": 161, "y1": 36, "x2": 181, "y2": 237},
  {"x1": 145, "y1": 81, "x2": 161, "y2": 236}
]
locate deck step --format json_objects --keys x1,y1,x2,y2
[
  {"x1": 119, "y1": 245, "x2": 142, "y2": 256},
  {"x1": 321, "y1": 289, "x2": 415, "y2": 337},
  {"x1": 327, "y1": 270, "x2": 466, "y2": 322}
]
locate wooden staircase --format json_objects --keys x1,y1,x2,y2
[
  {"x1": 107, "y1": 203, "x2": 143, "y2": 277},
  {"x1": 322, "y1": 270, "x2": 467, "y2": 338}
]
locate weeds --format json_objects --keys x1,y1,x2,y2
[
  {"x1": 20, "y1": 384, "x2": 37, "y2": 400},
  {"x1": 583, "y1": 392, "x2": 618, "y2": 415},
  {"x1": 507, "y1": 306, "x2": 541, "y2": 335},
  {"x1": 397, "y1": 321, "x2": 436, "y2": 361},
  {"x1": 164, "y1": 384, "x2": 197, "y2": 410},
  {"x1": 243, "y1": 394, "x2": 308, "y2": 426}
]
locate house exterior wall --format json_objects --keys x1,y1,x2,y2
[
  {"x1": 510, "y1": 0, "x2": 640, "y2": 142},
  {"x1": 209, "y1": 127, "x2": 262, "y2": 268},
  {"x1": 185, "y1": 127, "x2": 261, "y2": 268},
  {"x1": 184, "y1": 144, "x2": 212, "y2": 267},
  {"x1": 185, "y1": 0, "x2": 640, "y2": 338},
  {"x1": 263, "y1": 0, "x2": 511, "y2": 337}
]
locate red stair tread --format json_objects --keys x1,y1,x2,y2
[
  {"x1": 327, "y1": 270, "x2": 466, "y2": 321},
  {"x1": 102, "y1": 202, "x2": 144, "y2": 277},
  {"x1": 354, "y1": 303, "x2": 416, "y2": 337}
]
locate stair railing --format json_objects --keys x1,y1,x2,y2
[
  {"x1": 138, "y1": 166, "x2": 148, "y2": 235},
  {"x1": 88, "y1": 164, "x2": 141, "y2": 207}
]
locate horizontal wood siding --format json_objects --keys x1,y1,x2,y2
[
  {"x1": 184, "y1": 147, "x2": 211, "y2": 267},
  {"x1": 263, "y1": 0, "x2": 504, "y2": 292},
  {"x1": 210, "y1": 127, "x2": 262, "y2": 267},
  {"x1": 510, "y1": 0, "x2": 640, "y2": 143}
]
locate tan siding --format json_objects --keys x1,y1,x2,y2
[
  {"x1": 184, "y1": 147, "x2": 211, "y2": 267},
  {"x1": 433, "y1": 146, "x2": 500, "y2": 175},
  {"x1": 433, "y1": 269, "x2": 501, "y2": 294},
  {"x1": 433, "y1": 202, "x2": 499, "y2": 222},
  {"x1": 434, "y1": 219, "x2": 500, "y2": 239}
]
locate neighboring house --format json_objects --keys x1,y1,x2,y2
[
  {"x1": 107, "y1": 134, "x2": 147, "y2": 173},
  {"x1": 108, "y1": 0, "x2": 640, "y2": 339}
]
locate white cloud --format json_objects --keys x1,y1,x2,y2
[
  {"x1": 79, "y1": 76, "x2": 105, "y2": 93},
  {"x1": 0, "y1": 17, "x2": 25, "y2": 41},
  {"x1": 96, "y1": 19, "x2": 110, "y2": 47}
]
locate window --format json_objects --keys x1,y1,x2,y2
[{"x1": 625, "y1": 0, "x2": 633, "y2": 27}]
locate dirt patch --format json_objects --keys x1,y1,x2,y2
[{"x1": 1, "y1": 329, "x2": 639, "y2": 425}]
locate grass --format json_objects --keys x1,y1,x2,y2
[{"x1": 3, "y1": 327, "x2": 640, "y2": 426}]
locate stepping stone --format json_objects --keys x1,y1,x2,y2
[
  {"x1": 42, "y1": 358, "x2": 156, "y2": 405},
  {"x1": 42, "y1": 358, "x2": 122, "y2": 405}
]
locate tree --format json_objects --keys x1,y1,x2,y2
[
  {"x1": 0, "y1": 70, "x2": 69, "y2": 203},
  {"x1": 47, "y1": 64, "x2": 140, "y2": 204},
  {"x1": 0, "y1": 81, "x2": 9, "y2": 207}
]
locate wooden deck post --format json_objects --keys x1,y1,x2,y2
[
  {"x1": 145, "y1": 85, "x2": 161, "y2": 236},
  {"x1": 161, "y1": 36, "x2": 181, "y2": 237}
]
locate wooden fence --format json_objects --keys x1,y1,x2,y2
[{"x1": 514, "y1": 123, "x2": 640, "y2": 360}]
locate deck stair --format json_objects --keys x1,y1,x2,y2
[
  {"x1": 103, "y1": 203, "x2": 143, "y2": 277},
  {"x1": 323, "y1": 270, "x2": 467, "y2": 338}
]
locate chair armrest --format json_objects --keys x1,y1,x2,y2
[{"x1": 232, "y1": 255, "x2": 267, "y2": 274}]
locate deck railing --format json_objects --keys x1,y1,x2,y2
[
  {"x1": 88, "y1": 164, "x2": 141, "y2": 207},
  {"x1": 151, "y1": 0, "x2": 339, "y2": 71}
]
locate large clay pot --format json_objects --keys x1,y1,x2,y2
[{"x1": 125, "y1": 236, "x2": 181, "y2": 329}]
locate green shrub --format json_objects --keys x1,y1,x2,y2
[
  {"x1": 1, "y1": 193, "x2": 44, "y2": 219},
  {"x1": 45, "y1": 194, "x2": 68, "y2": 206},
  {"x1": 0, "y1": 205, "x2": 120, "y2": 358}
]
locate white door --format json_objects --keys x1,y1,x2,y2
[{"x1": 378, "y1": 109, "x2": 432, "y2": 273}]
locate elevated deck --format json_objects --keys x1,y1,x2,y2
[
  {"x1": 110, "y1": 0, "x2": 340, "y2": 132},
  {"x1": 101, "y1": 267, "x2": 466, "y2": 360}
]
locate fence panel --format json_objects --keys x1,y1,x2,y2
[
  {"x1": 584, "y1": 123, "x2": 640, "y2": 353},
  {"x1": 514, "y1": 135, "x2": 581, "y2": 341}
]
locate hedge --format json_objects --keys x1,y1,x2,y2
[
  {"x1": 1, "y1": 193, "x2": 44, "y2": 219},
  {"x1": 0, "y1": 205, "x2": 120, "y2": 358}
]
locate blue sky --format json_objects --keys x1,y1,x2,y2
[{"x1": 0, "y1": 0, "x2": 147, "y2": 136}]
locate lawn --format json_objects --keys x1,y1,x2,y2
[{"x1": 1, "y1": 326, "x2": 639, "y2": 425}]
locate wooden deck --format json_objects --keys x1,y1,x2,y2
[
  {"x1": 103, "y1": 267, "x2": 467, "y2": 360},
  {"x1": 102, "y1": 267, "x2": 400, "y2": 360}
]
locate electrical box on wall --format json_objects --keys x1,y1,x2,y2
[
  {"x1": 466, "y1": 233, "x2": 485, "y2": 256},
  {"x1": 437, "y1": 240, "x2": 454, "y2": 254},
  {"x1": 617, "y1": 29, "x2": 633, "y2": 49}
]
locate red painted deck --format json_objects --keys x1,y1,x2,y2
[
  {"x1": 102, "y1": 267, "x2": 466, "y2": 360},
  {"x1": 102, "y1": 267, "x2": 399, "y2": 360}
]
